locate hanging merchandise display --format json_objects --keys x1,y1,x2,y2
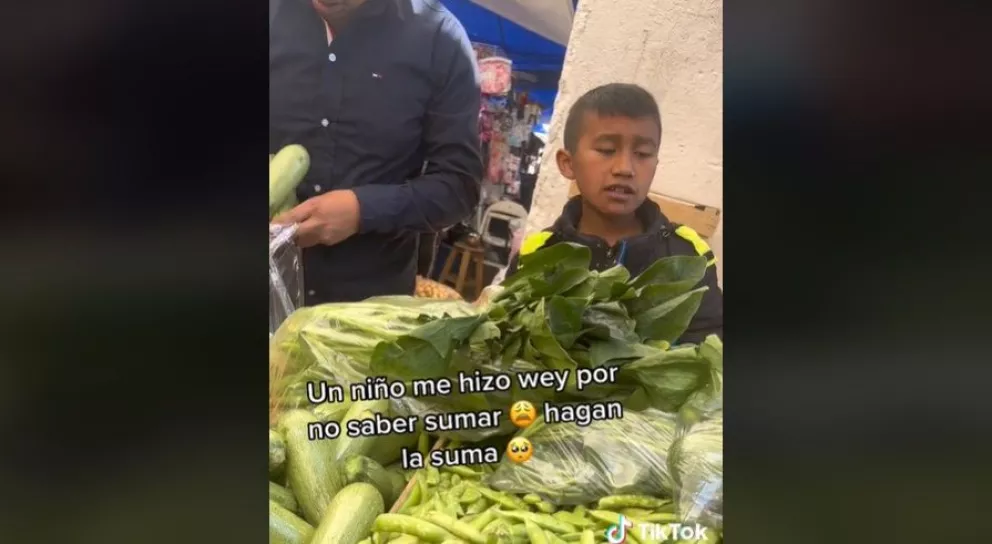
[{"x1": 472, "y1": 42, "x2": 544, "y2": 213}]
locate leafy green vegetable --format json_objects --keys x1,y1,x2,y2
[
  {"x1": 271, "y1": 243, "x2": 720, "y2": 441},
  {"x1": 669, "y1": 412, "x2": 723, "y2": 530},
  {"x1": 487, "y1": 408, "x2": 680, "y2": 505}
]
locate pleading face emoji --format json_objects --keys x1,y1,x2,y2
[
  {"x1": 509, "y1": 401, "x2": 536, "y2": 428},
  {"x1": 506, "y1": 437, "x2": 533, "y2": 464}
]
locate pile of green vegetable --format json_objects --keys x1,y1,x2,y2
[
  {"x1": 268, "y1": 242, "x2": 725, "y2": 543},
  {"x1": 376, "y1": 450, "x2": 719, "y2": 544},
  {"x1": 486, "y1": 408, "x2": 680, "y2": 505},
  {"x1": 269, "y1": 405, "x2": 419, "y2": 544}
]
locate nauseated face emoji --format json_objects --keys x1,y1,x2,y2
[
  {"x1": 509, "y1": 400, "x2": 537, "y2": 428},
  {"x1": 506, "y1": 437, "x2": 533, "y2": 464}
]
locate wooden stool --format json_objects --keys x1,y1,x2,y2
[{"x1": 439, "y1": 238, "x2": 486, "y2": 301}]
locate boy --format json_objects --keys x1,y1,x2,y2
[{"x1": 507, "y1": 83, "x2": 722, "y2": 344}]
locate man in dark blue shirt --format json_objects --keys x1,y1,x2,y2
[{"x1": 271, "y1": 0, "x2": 483, "y2": 303}]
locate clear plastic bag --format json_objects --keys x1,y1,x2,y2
[
  {"x1": 269, "y1": 296, "x2": 481, "y2": 412},
  {"x1": 669, "y1": 412, "x2": 723, "y2": 531},
  {"x1": 486, "y1": 407, "x2": 680, "y2": 505},
  {"x1": 270, "y1": 224, "x2": 304, "y2": 335}
]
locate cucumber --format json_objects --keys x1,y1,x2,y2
[
  {"x1": 310, "y1": 482, "x2": 385, "y2": 544},
  {"x1": 269, "y1": 429, "x2": 286, "y2": 480},
  {"x1": 278, "y1": 409, "x2": 346, "y2": 524},
  {"x1": 269, "y1": 144, "x2": 309, "y2": 215},
  {"x1": 270, "y1": 499, "x2": 314, "y2": 544},
  {"x1": 272, "y1": 192, "x2": 298, "y2": 219},
  {"x1": 343, "y1": 455, "x2": 406, "y2": 507},
  {"x1": 334, "y1": 399, "x2": 389, "y2": 462},
  {"x1": 270, "y1": 481, "x2": 298, "y2": 513}
]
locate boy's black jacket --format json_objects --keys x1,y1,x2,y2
[{"x1": 507, "y1": 196, "x2": 723, "y2": 345}]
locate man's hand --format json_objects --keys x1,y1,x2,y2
[{"x1": 272, "y1": 190, "x2": 361, "y2": 248}]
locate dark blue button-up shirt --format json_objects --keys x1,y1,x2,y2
[{"x1": 270, "y1": 0, "x2": 482, "y2": 303}]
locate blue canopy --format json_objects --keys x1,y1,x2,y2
[{"x1": 443, "y1": 0, "x2": 567, "y2": 113}]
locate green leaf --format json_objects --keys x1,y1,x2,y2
[
  {"x1": 369, "y1": 315, "x2": 485, "y2": 380},
  {"x1": 503, "y1": 243, "x2": 592, "y2": 288},
  {"x1": 618, "y1": 345, "x2": 712, "y2": 412},
  {"x1": 587, "y1": 338, "x2": 661, "y2": 368},
  {"x1": 590, "y1": 265, "x2": 632, "y2": 301},
  {"x1": 530, "y1": 266, "x2": 591, "y2": 299},
  {"x1": 370, "y1": 336, "x2": 447, "y2": 380},
  {"x1": 407, "y1": 315, "x2": 485, "y2": 357},
  {"x1": 628, "y1": 255, "x2": 708, "y2": 291},
  {"x1": 524, "y1": 299, "x2": 578, "y2": 371},
  {"x1": 546, "y1": 296, "x2": 587, "y2": 349},
  {"x1": 581, "y1": 302, "x2": 639, "y2": 343},
  {"x1": 633, "y1": 287, "x2": 708, "y2": 344}
]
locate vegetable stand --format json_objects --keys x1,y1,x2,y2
[{"x1": 269, "y1": 241, "x2": 724, "y2": 543}]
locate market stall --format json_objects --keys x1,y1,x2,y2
[{"x1": 269, "y1": 241, "x2": 724, "y2": 544}]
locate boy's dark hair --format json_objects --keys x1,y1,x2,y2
[{"x1": 562, "y1": 83, "x2": 662, "y2": 153}]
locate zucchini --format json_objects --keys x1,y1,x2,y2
[
  {"x1": 269, "y1": 481, "x2": 298, "y2": 513},
  {"x1": 310, "y1": 482, "x2": 385, "y2": 544},
  {"x1": 334, "y1": 399, "x2": 389, "y2": 462},
  {"x1": 342, "y1": 455, "x2": 406, "y2": 506},
  {"x1": 270, "y1": 499, "x2": 314, "y2": 544},
  {"x1": 269, "y1": 429, "x2": 286, "y2": 479},
  {"x1": 278, "y1": 409, "x2": 346, "y2": 524},
  {"x1": 269, "y1": 144, "x2": 309, "y2": 215}
]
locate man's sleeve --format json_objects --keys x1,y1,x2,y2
[
  {"x1": 351, "y1": 17, "x2": 483, "y2": 234},
  {"x1": 679, "y1": 265, "x2": 724, "y2": 345}
]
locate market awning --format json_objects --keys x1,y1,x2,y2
[
  {"x1": 466, "y1": 0, "x2": 575, "y2": 46},
  {"x1": 443, "y1": 0, "x2": 570, "y2": 73}
]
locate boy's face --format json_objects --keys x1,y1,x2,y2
[{"x1": 557, "y1": 113, "x2": 660, "y2": 217}]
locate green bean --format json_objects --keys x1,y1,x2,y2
[
  {"x1": 579, "y1": 530, "x2": 595, "y2": 544},
  {"x1": 552, "y1": 512, "x2": 593, "y2": 528},
  {"x1": 450, "y1": 474, "x2": 462, "y2": 487},
  {"x1": 374, "y1": 513, "x2": 454, "y2": 543},
  {"x1": 587, "y1": 510, "x2": 625, "y2": 526},
  {"x1": 534, "y1": 501, "x2": 556, "y2": 514},
  {"x1": 597, "y1": 495, "x2": 670, "y2": 511},
  {"x1": 558, "y1": 533, "x2": 583, "y2": 543},
  {"x1": 424, "y1": 511, "x2": 490, "y2": 544},
  {"x1": 389, "y1": 535, "x2": 419, "y2": 544},
  {"x1": 398, "y1": 481, "x2": 423, "y2": 515},
  {"x1": 426, "y1": 466, "x2": 441, "y2": 486},
  {"x1": 469, "y1": 508, "x2": 497, "y2": 531},
  {"x1": 459, "y1": 486, "x2": 482, "y2": 505},
  {"x1": 621, "y1": 508, "x2": 653, "y2": 519},
  {"x1": 522, "y1": 494, "x2": 543, "y2": 505},
  {"x1": 495, "y1": 510, "x2": 576, "y2": 534},
  {"x1": 442, "y1": 464, "x2": 482, "y2": 479},
  {"x1": 473, "y1": 486, "x2": 529, "y2": 511},
  {"x1": 571, "y1": 505, "x2": 587, "y2": 518},
  {"x1": 465, "y1": 497, "x2": 489, "y2": 515},
  {"x1": 524, "y1": 520, "x2": 549, "y2": 544},
  {"x1": 642, "y1": 512, "x2": 678, "y2": 523},
  {"x1": 481, "y1": 519, "x2": 512, "y2": 536}
]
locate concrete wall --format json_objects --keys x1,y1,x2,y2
[{"x1": 526, "y1": 0, "x2": 724, "y2": 282}]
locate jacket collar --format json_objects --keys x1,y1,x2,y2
[{"x1": 553, "y1": 195, "x2": 671, "y2": 243}]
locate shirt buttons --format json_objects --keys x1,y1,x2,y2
[
  {"x1": 321, "y1": 118, "x2": 329, "y2": 127},
  {"x1": 314, "y1": 184, "x2": 322, "y2": 192},
  {"x1": 328, "y1": 53, "x2": 337, "y2": 62}
]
